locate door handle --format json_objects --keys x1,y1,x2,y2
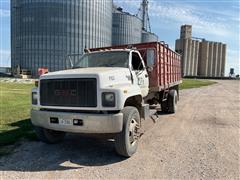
[{"x1": 145, "y1": 74, "x2": 148, "y2": 78}]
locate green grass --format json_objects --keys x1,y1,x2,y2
[
  {"x1": 180, "y1": 79, "x2": 217, "y2": 90},
  {"x1": 0, "y1": 82, "x2": 36, "y2": 155}
]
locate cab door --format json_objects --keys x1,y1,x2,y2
[{"x1": 130, "y1": 51, "x2": 149, "y2": 97}]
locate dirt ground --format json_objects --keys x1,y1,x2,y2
[{"x1": 0, "y1": 80, "x2": 239, "y2": 179}]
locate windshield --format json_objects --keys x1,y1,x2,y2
[{"x1": 73, "y1": 51, "x2": 129, "y2": 68}]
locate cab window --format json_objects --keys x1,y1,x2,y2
[{"x1": 132, "y1": 52, "x2": 144, "y2": 71}]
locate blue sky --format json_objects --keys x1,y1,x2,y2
[{"x1": 0, "y1": 0, "x2": 239, "y2": 75}]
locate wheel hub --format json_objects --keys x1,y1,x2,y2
[{"x1": 129, "y1": 119, "x2": 140, "y2": 146}]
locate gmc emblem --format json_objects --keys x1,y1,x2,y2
[{"x1": 54, "y1": 89, "x2": 77, "y2": 97}]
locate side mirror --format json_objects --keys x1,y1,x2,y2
[
  {"x1": 146, "y1": 49, "x2": 155, "y2": 71},
  {"x1": 84, "y1": 48, "x2": 91, "y2": 53},
  {"x1": 147, "y1": 66, "x2": 153, "y2": 72},
  {"x1": 65, "y1": 55, "x2": 74, "y2": 69}
]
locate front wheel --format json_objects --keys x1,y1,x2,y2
[{"x1": 114, "y1": 106, "x2": 140, "y2": 157}]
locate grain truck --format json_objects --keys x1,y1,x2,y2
[{"x1": 31, "y1": 41, "x2": 182, "y2": 157}]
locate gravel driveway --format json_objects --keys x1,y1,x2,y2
[{"x1": 0, "y1": 80, "x2": 239, "y2": 179}]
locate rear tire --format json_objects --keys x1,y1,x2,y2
[
  {"x1": 34, "y1": 126, "x2": 66, "y2": 144},
  {"x1": 115, "y1": 106, "x2": 140, "y2": 157},
  {"x1": 161, "y1": 100, "x2": 169, "y2": 113},
  {"x1": 168, "y1": 90, "x2": 178, "y2": 113}
]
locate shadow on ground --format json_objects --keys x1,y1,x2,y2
[
  {"x1": 0, "y1": 110, "x2": 168, "y2": 172},
  {"x1": 0, "y1": 119, "x2": 36, "y2": 147},
  {"x1": 0, "y1": 134, "x2": 126, "y2": 172}
]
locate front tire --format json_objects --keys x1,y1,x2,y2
[
  {"x1": 115, "y1": 106, "x2": 140, "y2": 157},
  {"x1": 34, "y1": 126, "x2": 66, "y2": 144}
]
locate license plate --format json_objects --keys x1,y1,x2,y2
[{"x1": 59, "y1": 119, "x2": 72, "y2": 126}]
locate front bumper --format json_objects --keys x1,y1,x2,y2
[{"x1": 31, "y1": 110, "x2": 123, "y2": 133}]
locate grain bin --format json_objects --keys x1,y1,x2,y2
[
  {"x1": 11, "y1": 0, "x2": 113, "y2": 76},
  {"x1": 112, "y1": 8, "x2": 142, "y2": 45},
  {"x1": 141, "y1": 30, "x2": 158, "y2": 43}
]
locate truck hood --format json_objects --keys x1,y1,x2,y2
[
  {"x1": 41, "y1": 67, "x2": 129, "y2": 77},
  {"x1": 40, "y1": 67, "x2": 132, "y2": 88}
]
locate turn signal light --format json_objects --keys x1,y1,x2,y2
[{"x1": 73, "y1": 119, "x2": 83, "y2": 126}]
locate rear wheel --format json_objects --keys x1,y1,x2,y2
[
  {"x1": 160, "y1": 89, "x2": 178, "y2": 113},
  {"x1": 115, "y1": 106, "x2": 140, "y2": 157},
  {"x1": 34, "y1": 126, "x2": 66, "y2": 144},
  {"x1": 168, "y1": 90, "x2": 178, "y2": 113},
  {"x1": 161, "y1": 100, "x2": 169, "y2": 113}
]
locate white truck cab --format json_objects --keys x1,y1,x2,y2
[{"x1": 31, "y1": 49, "x2": 151, "y2": 157}]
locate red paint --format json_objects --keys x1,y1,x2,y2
[{"x1": 38, "y1": 68, "x2": 48, "y2": 76}]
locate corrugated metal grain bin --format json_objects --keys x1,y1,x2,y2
[
  {"x1": 11, "y1": 0, "x2": 113, "y2": 76},
  {"x1": 141, "y1": 31, "x2": 158, "y2": 43},
  {"x1": 112, "y1": 9, "x2": 142, "y2": 45}
]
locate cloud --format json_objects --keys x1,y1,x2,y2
[
  {"x1": 0, "y1": 9, "x2": 10, "y2": 17},
  {"x1": 114, "y1": 0, "x2": 141, "y2": 14},
  {"x1": 115, "y1": 0, "x2": 239, "y2": 74},
  {"x1": 148, "y1": 1, "x2": 232, "y2": 37},
  {"x1": 115, "y1": 0, "x2": 140, "y2": 8},
  {"x1": 115, "y1": 0, "x2": 234, "y2": 37},
  {"x1": 0, "y1": 49, "x2": 11, "y2": 67},
  {"x1": 227, "y1": 49, "x2": 240, "y2": 65}
]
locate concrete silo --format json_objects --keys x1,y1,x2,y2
[
  {"x1": 217, "y1": 43, "x2": 223, "y2": 77},
  {"x1": 112, "y1": 8, "x2": 142, "y2": 45},
  {"x1": 190, "y1": 40, "x2": 197, "y2": 76},
  {"x1": 221, "y1": 44, "x2": 227, "y2": 76},
  {"x1": 175, "y1": 39, "x2": 182, "y2": 52},
  {"x1": 11, "y1": 0, "x2": 113, "y2": 76},
  {"x1": 198, "y1": 41, "x2": 209, "y2": 76},
  {"x1": 175, "y1": 39, "x2": 184, "y2": 76},
  {"x1": 189, "y1": 40, "x2": 194, "y2": 76},
  {"x1": 193, "y1": 41, "x2": 200, "y2": 76},
  {"x1": 182, "y1": 39, "x2": 188, "y2": 76},
  {"x1": 180, "y1": 25, "x2": 192, "y2": 39},
  {"x1": 175, "y1": 25, "x2": 228, "y2": 77},
  {"x1": 175, "y1": 38, "x2": 189, "y2": 76},
  {"x1": 212, "y1": 43, "x2": 219, "y2": 77},
  {"x1": 186, "y1": 39, "x2": 192, "y2": 76},
  {"x1": 207, "y1": 42, "x2": 214, "y2": 77}
]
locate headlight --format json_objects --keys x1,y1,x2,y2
[
  {"x1": 102, "y1": 92, "x2": 115, "y2": 107},
  {"x1": 32, "y1": 92, "x2": 38, "y2": 105}
]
